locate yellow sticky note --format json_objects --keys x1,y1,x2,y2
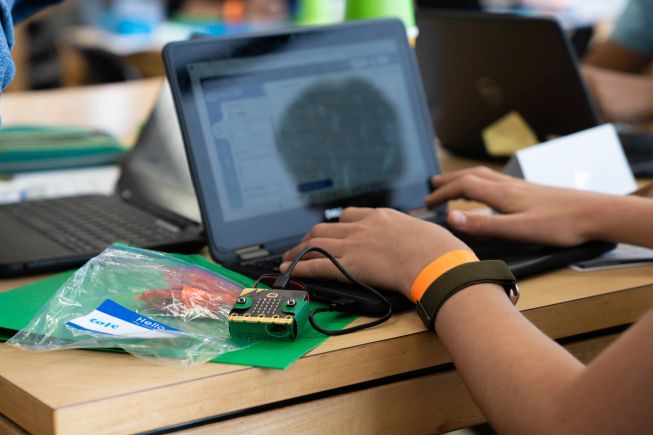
[{"x1": 482, "y1": 111, "x2": 538, "y2": 157}]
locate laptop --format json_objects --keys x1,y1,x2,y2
[
  {"x1": 415, "y1": 10, "x2": 653, "y2": 176},
  {"x1": 415, "y1": 10, "x2": 599, "y2": 161},
  {"x1": 163, "y1": 19, "x2": 614, "y2": 313},
  {"x1": 0, "y1": 82, "x2": 204, "y2": 277}
]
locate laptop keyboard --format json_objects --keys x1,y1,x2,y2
[{"x1": 8, "y1": 195, "x2": 186, "y2": 254}]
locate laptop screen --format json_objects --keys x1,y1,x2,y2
[
  {"x1": 117, "y1": 82, "x2": 201, "y2": 223},
  {"x1": 165, "y1": 20, "x2": 440, "y2": 261}
]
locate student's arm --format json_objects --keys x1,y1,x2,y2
[
  {"x1": 281, "y1": 205, "x2": 653, "y2": 434},
  {"x1": 424, "y1": 166, "x2": 653, "y2": 249},
  {"x1": 582, "y1": 65, "x2": 653, "y2": 123},
  {"x1": 580, "y1": 0, "x2": 653, "y2": 122},
  {"x1": 434, "y1": 280, "x2": 653, "y2": 435},
  {"x1": 584, "y1": 0, "x2": 653, "y2": 73}
]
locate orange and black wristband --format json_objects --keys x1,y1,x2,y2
[
  {"x1": 414, "y1": 259, "x2": 519, "y2": 331},
  {"x1": 410, "y1": 250, "x2": 479, "y2": 303}
]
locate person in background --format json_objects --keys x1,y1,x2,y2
[
  {"x1": 282, "y1": 166, "x2": 653, "y2": 434},
  {"x1": 583, "y1": 0, "x2": 653, "y2": 123},
  {"x1": 0, "y1": 0, "x2": 62, "y2": 92}
]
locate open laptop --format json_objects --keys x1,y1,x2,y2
[
  {"x1": 415, "y1": 10, "x2": 653, "y2": 176},
  {"x1": 415, "y1": 10, "x2": 599, "y2": 160},
  {"x1": 0, "y1": 82, "x2": 204, "y2": 277},
  {"x1": 164, "y1": 19, "x2": 614, "y2": 313}
]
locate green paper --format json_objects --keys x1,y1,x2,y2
[
  {"x1": 0, "y1": 256, "x2": 355, "y2": 370},
  {"x1": 214, "y1": 309, "x2": 352, "y2": 369},
  {"x1": 0, "y1": 271, "x2": 76, "y2": 331}
]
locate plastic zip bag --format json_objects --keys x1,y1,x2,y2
[{"x1": 8, "y1": 245, "x2": 257, "y2": 367}]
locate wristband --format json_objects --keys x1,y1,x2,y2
[
  {"x1": 410, "y1": 249, "x2": 478, "y2": 303},
  {"x1": 415, "y1": 260, "x2": 519, "y2": 331}
]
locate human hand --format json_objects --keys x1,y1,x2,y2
[
  {"x1": 280, "y1": 207, "x2": 470, "y2": 300},
  {"x1": 424, "y1": 166, "x2": 610, "y2": 246},
  {"x1": 582, "y1": 65, "x2": 653, "y2": 123}
]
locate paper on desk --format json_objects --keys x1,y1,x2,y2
[
  {"x1": 0, "y1": 269, "x2": 355, "y2": 370},
  {"x1": 571, "y1": 243, "x2": 653, "y2": 272},
  {"x1": 505, "y1": 124, "x2": 637, "y2": 195},
  {"x1": 0, "y1": 166, "x2": 119, "y2": 204}
]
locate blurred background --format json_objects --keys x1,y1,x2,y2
[{"x1": 6, "y1": 0, "x2": 628, "y2": 92}]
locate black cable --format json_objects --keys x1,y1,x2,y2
[{"x1": 275, "y1": 246, "x2": 393, "y2": 336}]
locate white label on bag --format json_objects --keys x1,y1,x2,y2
[{"x1": 66, "y1": 299, "x2": 181, "y2": 339}]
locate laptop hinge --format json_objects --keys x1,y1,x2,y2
[{"x1": 237, "y1": 245, "x2": 271, "y2": 261}]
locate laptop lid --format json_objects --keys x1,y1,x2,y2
[
  {"x1": 164, "y1": 19, "x2": 442, "y2": 264},
  {"x1": 415, "y1": 11, "x2": 601, "y2": 160},
  {"x1": 116, "y1": 81, "x2": 202, "y2": 223}
]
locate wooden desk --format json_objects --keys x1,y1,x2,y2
[{"x1": 1, "y1": 80, "x2": 653, "y2": 435}]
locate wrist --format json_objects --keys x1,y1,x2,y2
[
  {"x1": 577, "y1": 192, "x2": 622, "y2": 242},
  {"x1": 415, "y1": 260, "x2": 519, "y2": 331},
  {"x1": 398, "y1": 239, "x2": 472, "y2": 299},
  {"x1": 409, "y1": 249, "x2": 479, "y2": 303},
  {"x1": 434, "y1": 283, "x2": 509, "y2": 332}
]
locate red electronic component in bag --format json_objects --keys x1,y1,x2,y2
[{"x1": 135, "y1": 267, "x2": 242, "y2": 320}]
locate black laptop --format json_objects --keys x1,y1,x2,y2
[
  {"x1": 415, "y1": 10, "x2": 653, "y2": 175},
  {"x1": 163, "y1": 20, "x2": 614, "y2": 313},
  {"x1": 415, "y1": 10, "x2": 599, "y2": 160},
  {"x1": 0, "y1": 82, "x2": 204, "y2": 277}
]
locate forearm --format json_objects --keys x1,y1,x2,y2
[
  {"x1": 582, "y1": 193, "x2": 653, "y2": 248},
  {"x1": 582, "y1": 65, "x2": 653, "y2": 123},
  {"x1": 622, "y1": 76, "x2": 653, "y2": 121},
  {"x1": 435, "y1": 284, "x2": 584, "y2": 435}
]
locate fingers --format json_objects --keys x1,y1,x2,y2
[
  {"x1": 301, "y1": 222, "x2": 354, "y2": 242},
  {"x1": 286, "y1": 207, "x2": 376, "y2": 262},
  {"x1": 339, "y1": 207, "x2": 374, "y2": 222},
  {"x1": 425, "y1": 174, "x2": 508, "y2": 208},
  {"x1": 431, "y1": 166, "x2": 511, "y2": 188},
  {"x1": 448, "y1": 210, "x2": 540, "y2": 243},
  {"x1": 282, "y1": 238, "x2": 345, "y2": 262}
]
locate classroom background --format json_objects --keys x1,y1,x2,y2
[{"x1": 5, "y1": 0, "x2": 630, "y2": 93}]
